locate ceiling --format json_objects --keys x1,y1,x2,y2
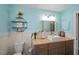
[{"x1": 26, "y1": 4, "x2": 74, "y2": 11}]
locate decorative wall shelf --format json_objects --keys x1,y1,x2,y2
[{"x1": 10, "y1": 11, "x2": 28, "y2": 32}]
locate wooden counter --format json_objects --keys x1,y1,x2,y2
[{"x1": 32, "y1": 37, "x2": 73, "y2": 45}]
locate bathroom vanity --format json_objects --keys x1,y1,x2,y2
[{"x1": 32, "y1": 37, "x2": 74, "y2": 55}]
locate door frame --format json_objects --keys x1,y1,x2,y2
[{"x1": 73, "y1": 11, "x2": 79, "y2": 55}]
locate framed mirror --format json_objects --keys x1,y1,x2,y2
[{"x1": 40, "y1": 15, "x2": 56, "y2": 34}]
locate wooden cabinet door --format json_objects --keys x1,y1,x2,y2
[
  {"x1": 65, "y1": 40, "x2": 73, "y2": 55},
  {"x1": 49, "y1": 41, "x2": 65, "y2": 55},
  {"x1": 33, "y1": 40, "x2": 74, "y2": 55},
  {"x1": 34, "y1": 44, "x2": 48, "y2": 55}
]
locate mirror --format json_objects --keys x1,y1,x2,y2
[{"x1": 40, "y1": 15, "x2": 56, "y2": 34}]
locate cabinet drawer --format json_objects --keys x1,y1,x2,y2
[
  {"x1": 49, "y1": 41, "x2": 65, "y2": 49},
  {"x1": 66, "y1": 46, "x2": 73, "y2": 50},
  {"x1": 49, "y1": 48, "x2": 65, "y2": 55},
  {"x1": 66, "y1": 40, "x2": 73, "y2": 46},
  {"x1": 34, "y1": 44, "x2": 48, "y2": 49},
  {"x1": 65, "y1": 51, "x2": 73, "y2": 55},
  {"x1": 35, "y1": 49, "x2": 48, "y2": 55}
]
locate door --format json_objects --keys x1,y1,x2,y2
[
  {"x1": 65, "y1": 40, "x2": 74, "y2": 55},
  {"x1": 34, "y1": 44, "x2": 48, "y2": 55},
  {"x1": 76, "y1": 13, "x2": 79, "y2": 55},
  {"x1": 49, "y1": 41, "x2": 65, "y2": 55}
]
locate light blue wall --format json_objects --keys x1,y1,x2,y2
[
  {"x1": 0, "y1": 5, "x2": 8, "y2": 36},
  {"x1": 1, "y1": 4, "x2": 78, "y2": 34},
  {"x1": 61, "y1": 4, "x2": 79, "y2": 32},
  {"x1": 9, "y1": 4, "x2": 61, "y2": 32},
  {"x1": 0, "y1": 4, "x2": 79, "y2": 34}
]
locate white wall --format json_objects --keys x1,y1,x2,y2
[{"x1": 0, "y1": 32, "x2": 32, "y2": 55}]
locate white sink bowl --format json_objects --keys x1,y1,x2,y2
[{"x1": 47, "y1": 35, "x2": 60, "y2": 41}]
